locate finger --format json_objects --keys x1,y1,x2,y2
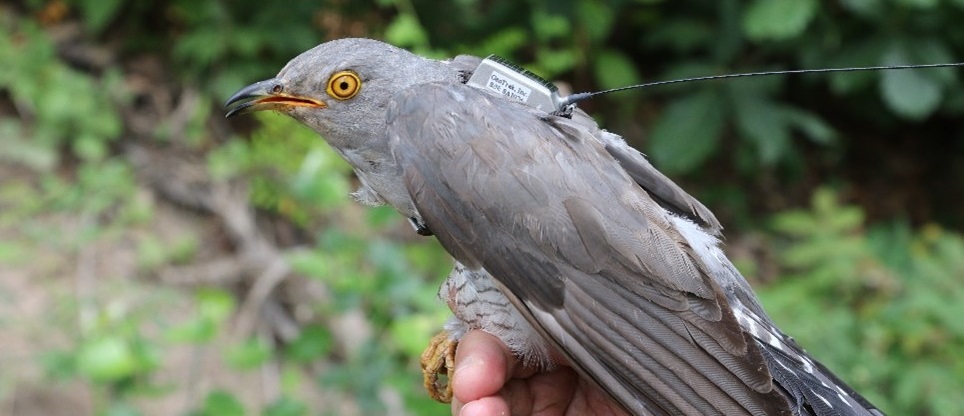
[
  {"x1": 506, "y1": 367, "x2": 576, "y2": 416},
  {"x1": 456, "y1": 396, "x2": 512, "y2": 416},
  {"x1": 451, "y1": 330, "x2": 516, "y2": 404}
]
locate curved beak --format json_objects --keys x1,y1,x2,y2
[{"x1": 224, "y1": 78, "x2": 327, "y2": 118}]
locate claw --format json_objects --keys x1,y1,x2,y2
[{"x1": 421, "y1": 330, "x2": 458, "y2": 403}]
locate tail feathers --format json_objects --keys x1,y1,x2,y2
[
  {"x1": 731, "y1": 303, "x2": 882, "y2": 416},
  {"x1": 752, "y1": 331, "x2": 883, "y2": 416}
]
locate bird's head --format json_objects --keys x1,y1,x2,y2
[
  {"x1": 225, "y1": 38, "x2": 456, "y2": 151},
  {"x1": 225, "y1": 38, "x2": 462, "y2": 220}
]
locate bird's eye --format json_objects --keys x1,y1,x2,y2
[{"x1": 326, "y1": 71, "x2": 361, "y2": 100}]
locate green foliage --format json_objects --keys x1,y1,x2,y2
[
  {"x1": 226, "y1": 338, "x2": 273, "y2": 370},
  {"x1": 192, "y1": 390, "x2": 245, "y2": 416},
  {"x1": 285, "y1": 227, "x2": 450, "y2": 414},
  {"x1": 166, "y1": 289, "x2": 236, "y2": 343},
  {"x1": 648, "y1": 90, "x2": 726, "y2": 173},
  {"x1": 76, "y1": 336, "x2": 146, "y2": 382},
  {"x1": 264, "y1": 397, "x2": 308, "y2": 416},
  {"x1": 742, "y1": 0, "x2": 818, "y2": 41},
  {"x1": 0, "y1": 18, "x2": 123, "y2": 169},
  {"x1": 879, "y1": 42, "x2": 955, "y2": 120},
  {"x1": 210, "y1": 113, "x2": 352, "y2": 226},
  {"x1": 284, "y1": 325, "x2": 333, "y2": 363},
  {"x1": 72, "y1": 0, "x2": 125, "y2": 33},
  {"x1": 761, "y1": 189, "x2": 964, "y2": 416}
]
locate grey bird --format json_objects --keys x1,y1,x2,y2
[{"x1": 225, "y1": 38, "x2": 882, "y2": 416}]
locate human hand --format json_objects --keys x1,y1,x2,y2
[{"x1": 451, "y1": 330, "x2": 629, "y2": 416}]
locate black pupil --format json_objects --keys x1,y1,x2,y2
[{"x1": 339, "y1": 81, "x2": 350, "y2": 91}]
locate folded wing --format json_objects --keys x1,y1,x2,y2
[{"x1": 387, "y1": 82, "x2": 798, "y2": 415}]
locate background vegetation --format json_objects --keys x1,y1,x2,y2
[{"x1": 0, "y1": 0, "x2": 961, "y2": 415}]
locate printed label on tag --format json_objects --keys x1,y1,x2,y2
[{"x1": 485, "y1": 71, "x2": 532, "y2": 103}]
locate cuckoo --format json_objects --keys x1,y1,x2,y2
[{"x1": 226, "y1": 38, "x2": 882, "y2": 416}]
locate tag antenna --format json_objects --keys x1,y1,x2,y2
[{"x1": 561, "y1": 62, "x2": 964, "y2": 108}]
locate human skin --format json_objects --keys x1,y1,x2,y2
[{"x1": 451, "y1": 330, "x2": 628, "y2": 416}]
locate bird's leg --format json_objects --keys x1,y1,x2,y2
[
  {"x1": 419, "y1": 264, "x2": 550, "y2": 403},
  {"x1": 420, "y1": 330, "x2": 457, "y2": 403}
]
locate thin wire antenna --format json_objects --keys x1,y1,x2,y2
[{"x1": 560, "y1": 62, "x2": 964, "y2": 108}]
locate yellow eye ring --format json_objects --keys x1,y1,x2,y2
[{"x1": 326, "y1": 71, "x2": 361, "y2": 100}]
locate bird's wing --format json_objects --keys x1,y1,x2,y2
[
  {"x1": 387, "y1": 82, "x2": 794, "y2": 415},
  {"x1": 564, "y1": 111, "x2": 723, "y2": 235}
]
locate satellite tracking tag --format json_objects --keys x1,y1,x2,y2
[
  {"x1": 467, "y1": 55, "x2": 566, "y2": 112},
  {"x1": 466, "y1": 55, "x2": 964, "y2": 116}
]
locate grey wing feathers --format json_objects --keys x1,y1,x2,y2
[
  {"x1": 556, "y1": 110, "x2": 723, "y2": 235},
  {"x1": 387, "y1": 82, "x2": 794, "y2": 415}
]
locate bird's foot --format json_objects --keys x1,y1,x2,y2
[{"x1": 420, "y1": 330, "x2": 457, "y2": 403}]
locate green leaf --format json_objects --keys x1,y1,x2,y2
[
  {"x1": 167, "y1": 289, "x2": 235, "y2": 343},
  {"x1": 533, "y1": 48, "x2": 577, "y2": 78},
  {"x1": 225, "y1": 338, "x2": 272, "y2": 370},
  {"x1": 648, "y1": 90, "x2": 726, "y2": 174},
  {"x1": 197, "y1": 289, "x2": 236, "y2": 322},
  {"x1": 390, "y1": 315, "x2": 440, "y2": 358},
  {"x1": 73, "y1": 132, "x2": 108, "y2": 161},
  {"x1": 771, "y1": 211, "x2": 819, "y2": 236},
  {"x1": 781, "y1": 107, "x2": 837, "y2": 145},
  {"x1": 384, "y1": 14, "x2": 428, "y2": 49},
  {"x1": 593, "y1": 49, "x2": 642, "y2": 91},
  {"x1": 906, "y1": 39, "x2": 957, "y2": 84},
  {"x1": 264, "y1": 397, "x2": 307, "y2": 416},
  {"x1": 743, "y1": 0, "x2": 818, "y2": 41},
  {"x1": 285, "y1": 325, "x2": 333, "y2": 362},
  {"x1": 474, "y1": 28, "x2": 528, "y2": 57},
  {"x1": 194, "y1": 390, "x2": 245, "y2": 416},
  {"x1": 164, "y1": 318, "x2": 216, "y2": 344},
  {"x1": 577, "y1": 0, "x2": 615, "y2": 41},
  {"x1": 291, "y1": 147, "x2": 351, "y2": 207},
  {"x1": 880, "y1": 48, "x2": 942, "y2": 120},
  {"x1": 733, "y1": 95, "x2": 791, "y2": 165},
  {"x1": 531, "y1": 10, "x2": 570, "y2": 41},
  {"x1": 174, "y1": 28, "x2": 225, "y2": 68},
  {"x1": 827, "y1": 39, "x2": 888, "y2": 94},
  {"x1": 77, "y1": 0, "x2": 124, "y2": 33},
  {"x1": 77, "y1": 337, "x2": 138, "y2": 382}
]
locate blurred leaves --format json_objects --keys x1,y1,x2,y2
[
  {"x1": 649, "y1": 90, "x2": 725, "y2": 173},
  {"x1": 76, "y1": 337, "x2": 141, "y2": 382},
  {"x1": 0, "y1": 18, "x2": 123, "y2": 169},
  {"x1": 742, "y1": 0, "x2": 817, "y2": 41},
  {"x1": 593, "y1": 49, "x2": 642, "y2": 91},
  {"x1": 210, "y1": 113, "x2": 352, "y2": 225},
  {"x1": 384, "y1": 13, "x2": 429, "y2": 50},
  {"x1": 226, "y1": 338, "x2": 273, "y2": 370},
  {"x1": 880, "y1": 43, "x2": 948, "y2": 120},
  {"x1": 763, "y1": 189, "x2": 964, "y2": 415},
  {"x1": 284, "y1": 325, "x2": 333, "y2": 363},
  {"x1": 166, "y1": 290, "x2": 236, "y2": 343},
  {"x1": 193, "y1": 390, "x2": 245, "y2": 416},
  {"x1": 73, "y1": 0, "x2": 124, "y2": 33}
]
